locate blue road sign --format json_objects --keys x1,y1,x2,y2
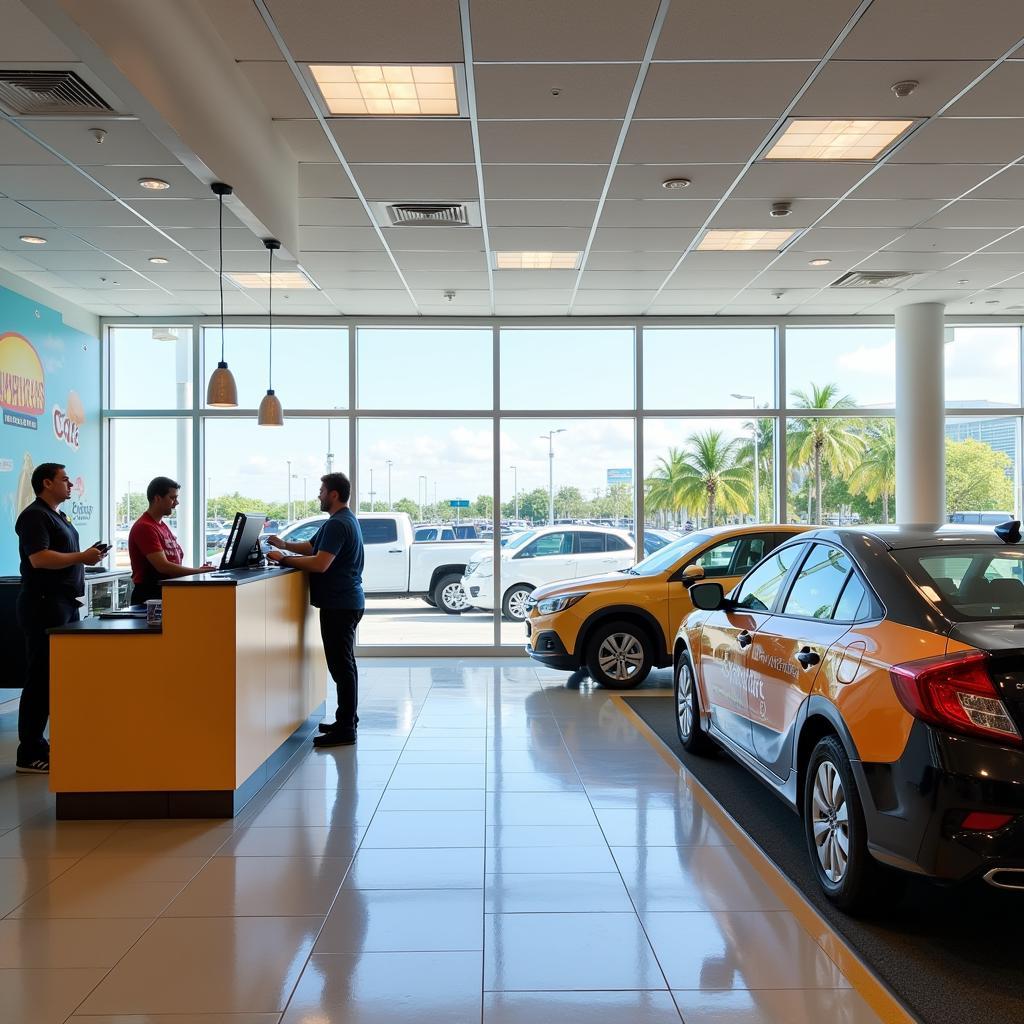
[{"x1": 450, "y1": 499, "x2": 471, "y2": 508}]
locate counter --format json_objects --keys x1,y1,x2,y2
[{"x1": 48, "y1": 566, "x2": 326, "y2": 819}]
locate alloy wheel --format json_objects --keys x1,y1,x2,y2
[
  {"x1": 597, "y1": 632, "x2": 644, "y2": 682},
  {"x1": 676, "y1": 662, "x2": 694, "y2": 739},
  {"x1": 507, "y1": 588, "x2": 530, "y2": 620},
  {"x1": 441, "y1": 582, "x2": 469, "y2": 612},
  {"x1": 811, "y1": 760, "x2": 849, "y2": 884}
]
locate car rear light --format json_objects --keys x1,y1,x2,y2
[
  {"x1": 890, "y1": 650, "x2": 1021, "y2": 746},
  {"x1": 961, "y1": 812, "x2": 1015, "y2": 831}
]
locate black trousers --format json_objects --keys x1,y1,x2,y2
[
  {"x1": 319, "y1": 607, "x2": 363, "y2": 730},
  {"x1": 130, "y1": 581, "x2": 161, "y2": 606},
  {"x1": 16, "y1": 591, "x2": 80, "y2": 762}
]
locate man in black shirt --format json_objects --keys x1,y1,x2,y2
[
  {"x1": 266, "y1": 471, "x2": 365, "y2": 748},
  {"x1": 15, "y1": 463, "x2": 105, "y2": 773}
]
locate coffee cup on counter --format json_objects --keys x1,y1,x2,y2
[{"x1": 145, "y1": 599, "x2": 163, "y2": 626}]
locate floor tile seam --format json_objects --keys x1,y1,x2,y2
[
  {"x1": 608, "y1": 694, "x2": 917, "y2": 1024},
  {"x1": 533, "y1": 683, "x2": 677, "y2": 996},
  {"x1": 0, "y1": 854, "x2": 99, "y2": 920}
]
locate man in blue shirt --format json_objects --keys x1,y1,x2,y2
[{"x1": 266, "y1": 472, "x2": 365, "y2": 748}]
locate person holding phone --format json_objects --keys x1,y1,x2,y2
[
  {"x1": 14, "y1": 462, "x2": 104, "y2": 774},
  {"x1": 128, "y1": 476, "x2": 213, "y2": 605}
]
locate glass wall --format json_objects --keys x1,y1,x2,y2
[{"x1": 102, "y1": 320, "x2": 1024, "y2": 650}]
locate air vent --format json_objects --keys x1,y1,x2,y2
[
  {"x1": 0, "y1": 69, "x2": 113, "y2": 116},
  {"x1": 831, "y1": 270, "x2": 917, "y2": 289},
  {"x1": 370, "y1": 201, "x2": 481, "y2": 227}
]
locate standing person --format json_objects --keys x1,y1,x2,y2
[
  {"x1": 128, "y1": 476, "x2": 212, "y2": 605},
  {"x1": 15, "y1": 463, "x2": 105, "y2": 773},
  {"x1": 266, "y1": 472, "x2": 364, "y2": 748}
]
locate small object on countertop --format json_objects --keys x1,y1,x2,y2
[{"x1": 145, "y1": 599, "x2": 163, "y2": 626}]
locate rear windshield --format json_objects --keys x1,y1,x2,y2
[{"x1": 899, "y1": 546, "x2": 1024, "y2": 620}]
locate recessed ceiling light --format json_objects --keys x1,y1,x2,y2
[
  {"x1": 148, "y1": 256, "x2": 169, "y2": 265},
  {"x1": 138, "y1": 177, "x2": 170, "y2": 190},
  {"x1": 226, "y1": 271, "x2": 315, "y2": 290},
  {"x1": 661, "y1": 178, "x2": 691, "y2": 190},
  {"x1": 19, "y1": 235, "x2": 46, "y2": 244},
  {"x1": 809, "y1": 258, "x2": 832, "y2": 267},
  {"x1": 696, "y1": 230, "x2": 796, "y2": 252},
  {"x1": 494, "y1": 251, "x2": 581, "y2": 270},
  {"x1": 764, "y1": 119, "x2": 916, "y2": 161},
  {"x1": 308, "y1": 64, "x2": 462, "y2": 116}
]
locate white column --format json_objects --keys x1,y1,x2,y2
[{"x1": 895, "y1": 302, "x2": 945, "y2": 524}]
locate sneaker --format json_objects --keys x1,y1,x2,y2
[
  {"x1": 313, "y1": 730, "x2": 356, "y2": 748},
  {"x1": 16, "y1": 757, "x2": 49, "y2": 774},
  {"x1": 318, "y1": 722, "x2": 358, "y2": 735}
]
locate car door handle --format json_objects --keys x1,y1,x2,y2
[
  {"x1": 796, "y1": 646, "x2": 820, "y2": 668},
  {"x1": 737, "y1": 630, "x2": 753, "y2": 648},
  {"x1": 387, "y1": 548, "x2": 403, "y2": 553}
]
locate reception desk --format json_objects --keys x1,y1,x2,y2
[{"x1": 49, "y1": 566, "x2": 326, "y2": 819}]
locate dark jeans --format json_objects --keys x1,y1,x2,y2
[
  {"x1": 319, "y1": 607, "x2": 363, "y2": 730},
  {"x1": 130, "y1": 581, "x2": 161, "y2": 606},
  {"x1": 16, "y1": 591, "x2": 80, "y2": 762}
]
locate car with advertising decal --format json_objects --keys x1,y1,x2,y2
[
  {"x1": 522, "y1": 524, "x2": 807, "y2": 688},
  {"x1": 674, "y1": 522, "x2": 1024, "y2": 912}
]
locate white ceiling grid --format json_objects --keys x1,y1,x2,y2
[{"x1": 1, "y1": 0, "x2": 1024, "y2": 317}]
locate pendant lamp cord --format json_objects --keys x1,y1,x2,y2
[
  {"x1": 218, "y1": 189, "x2": 225, "y2": 363},
  {"x1": 267, "y1": 243, "x2": 273, "y2": 389}
]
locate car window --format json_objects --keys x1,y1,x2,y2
[
  {"x1": 631, "y1": 531, "x2": 715, "y2": 577},
  {"x1": 834, "y1": 572, "x2": 869, "y2": 622},
  {"x1": 505, "y1": 530, "x2": 536, "y2": 550},
  {"x1": 907, "y1": 547, "x2": 1024, "y2": 619},
  {"x1": 694, "y1": 538, "x2": 740, "y2": 578},
  {"x1": 441, "y1": 529, "x2": 456, "y2": 540},
  {"x1": 359, "y1": 518, "x2": 398, "y2": 545},
  {"x1": 731, "y1": 535, "x2": 775, "y2": 576},
  {"x1": 641, "y1": 532, "x2": 669, "y2": 554},
  {"x1": 519, "y1": 531, "x2": 573, "y2": 558},
  {"x1": 289, "y1": 522, "x2": 323, "y2": 543},
  {"x1": 782, "y1": 544, "x2": 852, "y2": 620},
  {"x1": 606, "y1": 534, "x2": 632, "y2": 552},
  {"x1": 735, "y1": 543, "x2": 806, "y2": 612},
  {"x1": 579, "y1": 532, "x2": 607, "y2": 554},
  {"x1": 414, "y1": 528, "x2": 436, "y2": 541}
]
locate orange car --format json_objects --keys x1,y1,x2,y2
[{"x1": 675, "y1": 523, "x2": 1024, "y2": 912}]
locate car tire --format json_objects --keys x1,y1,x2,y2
[
  {"x1": 422, "y1": 594, "x2": 437, "y2": 608},
  {"x1": 502, "y1": 584, "x2": 533, "y2": 622},
  {"x1": 803, "y1": 735, "x2": 905, "y2": 915},
  {"x1": 585, "y1": 620, "x2": 653, "y2": 689},
  {"x1": 674, "y1": 651, "x2": 716, "y2": 754},
  {"x1": 433, "y1": 574, "x2": 468, "y2": 615}
]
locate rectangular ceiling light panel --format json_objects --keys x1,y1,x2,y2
[
  {"x1": 308, "y1": 64, "x2": 463, "y2": 116},
  {"x1": 227, "y1": 271, "x2": 315, "y2": 290},
  {"x1": 765, "y1": 119, "x2": 916, "y2": 161},
  {"x1": 494, "y1": 251, "x2": 581, "y2": 270},
  {"x1": 696, "y1": 230, "x2": 796, "y2": 252}
]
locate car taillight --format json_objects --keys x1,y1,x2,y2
[
  {"x1": 890, "y1": 650, "x2": 1021, "y2": 746},
  {"x1": 960, "y1": 812, "x2": 1015, "y2": 831}
]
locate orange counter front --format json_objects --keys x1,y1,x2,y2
[{"x1": 48, "y1": 566, "x2": 326, "y2": 818}]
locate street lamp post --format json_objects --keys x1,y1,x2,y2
[
  {"x1": 540, "y1": 429, "x2": 566, "y2": 525},
  {"x1": 285, "y1": 460, "x2": 292, "y2": 523},
  {"x1": 509, "y1": 465, "x2": 519, "y2": 520},
  {"x1": 418, "y1": 474, "x2": 427, "y2": 521},
  {"x1": 732, "y1": 393, "x2": 760, "y2": 524},
  {"x1": 385, "y1": 458, "x2": 393, "y2": 511},
  {"x1": 368, "y1": 467, "x2": 375, "y2": 511}
]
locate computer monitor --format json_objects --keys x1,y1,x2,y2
[{"x1": 219, "y1": 512, "x2": 265, "y2": 570}]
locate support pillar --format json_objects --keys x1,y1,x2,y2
[{"x1": 895, "y1": 302, "x2": 945, "y2": 524}]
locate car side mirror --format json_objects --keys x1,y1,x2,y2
[
  {"x1": 690, "y1": 581, "x2": 726, "y2": 611},
  {"x1": 680, "y1": 564, "x2": 705, "y2": 585}
]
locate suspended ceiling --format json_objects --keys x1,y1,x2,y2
[{"x1": 2, "y1": 0, "x2": 1024, "y2": 319}]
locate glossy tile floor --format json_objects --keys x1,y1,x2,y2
[{"x1": 0, "y1": 660, "x2": 887, "y2": 1023}]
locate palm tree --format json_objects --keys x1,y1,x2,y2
[
  {"x1": 788, "y1": 383, "x2": 864, "y2": 525},
  {"x1": 676, "y1": 430, "x2": 751, "y2": 526},
  {"x1": 645, "y1": 447, "x2": 690, "y2": 525},
  {"x1": 735, "y1": 414, "x2": 774, "y2": 522},
  {"x1": 849, "y1": 419, "x2": 896, "y2": 523}
]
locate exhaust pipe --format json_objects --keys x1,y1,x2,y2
[{"x1": 983, "y1": 867, "x2": 1024, "y2": 890}]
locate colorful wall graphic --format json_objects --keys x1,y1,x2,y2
[{"x1": 0, "y1": 284, "x2": 100, "y2": 574}]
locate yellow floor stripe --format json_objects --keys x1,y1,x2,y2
[{"x1": 610, "y1": 693, "x2": 918, "y2": 1024}]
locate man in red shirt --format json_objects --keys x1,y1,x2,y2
[{"x1": 128, "y1": 476, "x2": 212, "y2": 605}]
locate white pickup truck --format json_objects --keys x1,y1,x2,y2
[{"x1": 277, "y1": 511, "x2": 486, "y2": 613}]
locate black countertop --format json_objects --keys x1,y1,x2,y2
[
  {"x1": 164, "y1": 565, "x2": 297, "y2": 587},
  {"x1": 50, "y1": 616, "x2": 160, "y2": 635}
]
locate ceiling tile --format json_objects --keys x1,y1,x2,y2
[
  {"x1": 599, "y1": 199, "x2": 715, "y2": 228},
  {"x1": 478, "y1": 121, "x2": 619, "y2": 163},
  {"x1": 636, "y1": 63, "x2": 812, "y2": 119},
  {"x1": 483, "y1": 164, "x2": 608, "y2": 200},
  {"x1": 586, "y1": 251, "x2": 682, "y2": 270},
  {"x1": 818, "y1": 198, "x2": 945, "y2": 228},
  {"x1": 89, "y1": 165, "x2": 212, "y2": 200},
  {"x1": 962, "y1": 166, "x2": 1024, "y2": 200},
  {"x1": 947, "y1": 63, "x2": 1024, "y2": 115},
  {"x1": 18, "y1": 200, "x2": 140, "y2": 228},
  {"x1": 299, "y1": 199, "x2": 375, "y2": 227},
  {"x1": 580, "y1": 270, "x2": 684, "y2": 289},
  {"x1": 978, "y1": 233, "x2": 1024, "y2": 253},
  {"x1": 380, "y1": 225, "x2": 486, "y2": 251},
  {"x1": 0, "y1": 165, "x2": 109, "y2": 201},
  {"x1": 0, "y1": 1, "x2": 76, "y2": 60},
  {"x1": 299, "y1": 225, "x2": 383, "y2": 251},
  {"x1": 323, "y1": 290, "x2": 419, "y2": 315},
  {"x1": 127, "y1": 199, "x2": 245, "y2": 230},
  {"x1": 851, "y1": 162, "x2": 1001, "y2": 199},
  {"x1": 492, "y1": 270, "x2": 575, "y2": 290},
  {"x1": 331, "y1": 119, "x2": 475, "y2": 163},
  {"x1": 656, "y1": 1, "x2": 858, "y2": 59},
  {"x1": 204, "y1": 0, "x2": 283, "y2": 59},
  {"x1": 495, "y1": 302, "x2": 568, "y2": 316},
  {"x1": 892, "y1": 119, "x2": 1024, "y2": 164},
  {"x1": 166, "y1": 227, "x2": 264, "y2": 252},
  {"x1": 621, "y1": 120, "x2": 773, "y2": 163},
  {"x1": 791, "y1": 226, "x2": 908, "y2": 251},
  {"x1": 0, "y1": 122, "x2": 62, "y2": 165},
  {"x1": 0, "y1": 199, "x2": 50, "y2": 228},
  {"x1": 16, "y1": 249, "x2": 124, "y2": 271},
  {"x1": 300, "y1": 251, "x2": 393, "y2": 272},
  {"x1": 856, "y1": 250, "x2": 960, "y2": 271},
  {"x1": 592, "y1": 227, "x2": 696, "y2": 251},
  {"x1": 475, "y1": 64, "x2": 639, "y2": 119},
  {"x1": 661, "y1": 270, "x2": 770, "y2": 290},
  {"x1": 303, "y1": 268, "x2": 405, "y2": 289},
  {"x1": 275, "y1": 121, "x2": 337, "y2": 162},
  {"x1": 404, "y1": 270, "x2": 490, "y2": 289},
  {"x1": 915, "y1": 267, "x2": 1016, "y2": 290},
  {"x1": 767, "y1": 250, "x2": 866, "y2": 272},
  {"x1": 263, "y1": 0, "x2": 464, "y2": 62},
  {"x1": 487, "y1": 200, "x2": 597, "y2": 227},
  {"x1": 683, "y1": 251, "x2": 779, "y2": 271},
  {"x1": 394, "y1": 251, "x2": 487, "y2": 271},
  {"x1": 350, "y1": 164, "x2": 478, "y2": 200},
  {"x1": 298, "y1": 163, "x2": 358, "y2": 199},
  {"x1": 609, "y1": 163, "x2": 739, "y2": 200},
  {"x1": 732, "y1": 161, "x2": 869, "y2": 199},
  {"x1": 493, "y1": 288, "x2": 573, "y2": 306},
  {"x1": 836, "y1": 0, "x2": 1024, "y2": 59},
  {"x1": 0, "y1": 227, "x2": 92, "y2": 251},
  {"x1": 883, "y1": 227, "x2": 1003, "y2": 251},
  {"x1": 471, "y1": 0, "x2": 661, "y2": 60},
  {"x1": 794, "y1": 60, "x2": 990, "y2": 118},
  {"x1": 26, "y1": 121, "x2": 178, "y2": 167},
  {"x1": 709, "y1": 198, "x2": 833, "y2": 229},
  {"x1": 489, "y1": 226, "x2": 589, "y2": 249},
  {"x1": 237, "y1": 61, "x2": 312, "y2": 118},
  {"x1": 757, "y1": 270, "x2": 845, "y2": 289},
  {"x1": 921, "y1": 199, "x2": 1024, "y2": 229}
]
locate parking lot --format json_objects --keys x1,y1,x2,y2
[{"x1": 358, "y1": 596, "x2": 526, "y2": 647}]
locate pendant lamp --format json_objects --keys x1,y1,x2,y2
[
  {"x1": 257, "y1": 238, "x2": 284, "y2": 426},
  {"x1": 206, "y1": 182, "x2": 238, "y2": 407}
]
